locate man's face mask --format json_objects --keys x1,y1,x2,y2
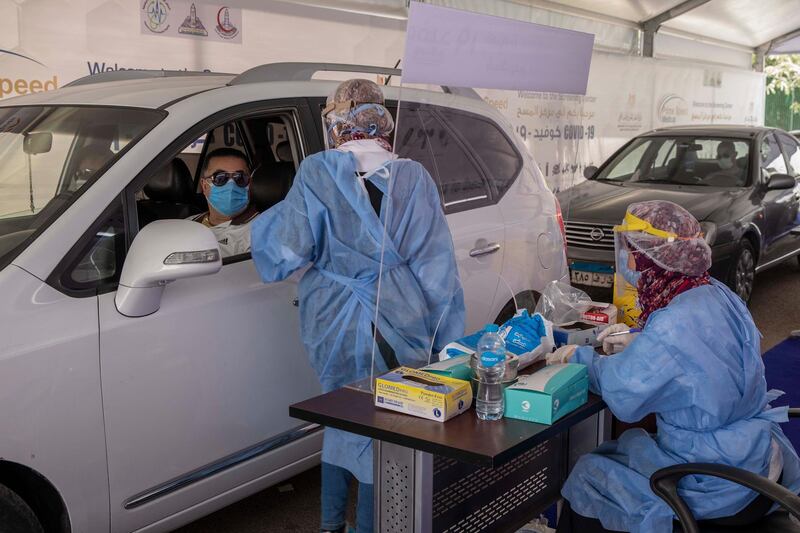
[
  {"x1": 209, "y1": 180, "x2": 249, "y2": 217},
  {"x1": 717, "y1": 154, "x2": 735, "y2": 170}
]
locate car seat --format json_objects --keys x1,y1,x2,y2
[
  {"x1": 137, "y1": 159, "x2": 202, "y2": 227},
  {"x1": 250, "y1": 141, "x2": 295, "y2": 212}
]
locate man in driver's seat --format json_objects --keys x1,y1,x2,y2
[
  {"x1": 709, "y1": 140, "x2": 744, "y2": 185},
  {"x1": 189, "y1": 147, "x2": 258, "y2": 257}
]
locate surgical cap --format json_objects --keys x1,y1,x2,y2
[
  {"x1": 325, "y1": 79, "x2": 394, "y2": 146},
  {"x1": 622, "y1": 200, "x2": 711, "y2": 277}
]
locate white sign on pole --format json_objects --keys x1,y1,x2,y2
[{"x1": 402, "y1": 1, "x2": 594, "y2": 94}]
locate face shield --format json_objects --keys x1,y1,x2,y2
[
  {"x1": 321, "y1": 99, "x2": 395, "y2": 150},
  {"x1": 613, "y1": 211, "x2": 678, "y2": 299},
  {"x1": 614, "y1": 207, "x2": 712, "y2": 297}
]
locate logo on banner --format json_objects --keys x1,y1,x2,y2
[
  {"x1": 215, "y1": 7, "x2": 239, "y2": 39},
  {"x1": 179, "y1": 3, "x2": 208, "y2": 36},
  {"x1": 142, "y1": 0, "x2": 170, "y2": 34},
  {"x1": 658, "y1": 94, "x2": 689, "y2": 124},
  {"x1": 617, "y1": 93, "x2": 643, "y2": 133}
]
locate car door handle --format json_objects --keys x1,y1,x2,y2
[{"x1": 469, "y1": 243, "x2": 501, "y2": 257}]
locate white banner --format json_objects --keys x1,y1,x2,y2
[
  {"x1": 480, "y1": 53, "x2": 765, "y2": 192},
  {"x1": 140, "y1": 1, "x2": 242, "y2": 43}
]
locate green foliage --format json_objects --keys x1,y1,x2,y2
[{"x1": 766, "y1": 55, "x2": 800, "y2": 114}]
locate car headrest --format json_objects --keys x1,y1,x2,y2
[
  {"x1": 144, "y1": 159, "x2": 194, "y2": 203},
  {"x1": 250, "y1": 166, "x2": 288, "y2": 211},
  {"x1": 275, "y1": 141, "x2": 293, "y2": 163}
]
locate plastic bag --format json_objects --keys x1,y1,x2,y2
[
  {"x1": 516, "y1": 515, "x2": 555, "y2": 533},
  {"x1": 534, "y1": 280, "x2": 593, "y2": 325},
  {"x1": 437, "y1": 310, "x2": 553, "y2": 368},
  {"x1": 498, "y1": 310, "x2": 554, "y2": 368}
]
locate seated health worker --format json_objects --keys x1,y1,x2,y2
[
  {"x1": 250, "y1": 79, "x2": 465, "y2": 533},
  {"x1": 550, "y1": 200, "x2": 800, "y2": 533},
  {"x1": 190, "y1": 147, "x2": 258, "y2": 258}
]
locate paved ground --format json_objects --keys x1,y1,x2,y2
[{"x1": 176, "y1": 261, "x2": 799, "y2": 533}]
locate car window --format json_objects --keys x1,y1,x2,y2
[
  {"x1": 0, "y1": 106, "x2": 163, "y2": 272},
  {"x1": 761, "y1": 133, "x2": 788, "y2": 177},
  {"x1": 437, "y1": 107, "x2": 522, "y2": 199},
  {"x1": 177, "y1": 134, "x2": 207, "y2": 178},
  {"x1": 136, "y1": 113, "x2": 299, "y2": 264},
  {"x1": 599, "y1": 139, "x2": 651, "y2": 181},
  {"x1": 596, "y1": 136, "x2": 749, "y2": 187},
  {"x1": 655, "y1": 139, "x2": 676, "y2": 168},
  {"x1": 776, "y1": 131, "x2": 800, "y2": 177},
  {"x1": 394, "y1": 105, "x2": 490, "y2": 212},
  {"x1": 65, "y1": 199, "x2": 126, "y2": 288}
]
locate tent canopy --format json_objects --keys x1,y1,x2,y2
[{"x1": 541, "y1": 0, "x2": 800, "y2": 53}]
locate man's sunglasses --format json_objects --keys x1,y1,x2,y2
[{"x1": 205, "y1": 171, "x2": 251, "y2": 187}]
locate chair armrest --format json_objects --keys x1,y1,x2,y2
[
  {"x1": 788, "y1": 407, "x2": 800, "y2": 418},
  {"x1": 650, "y1": 463, "x2": 800, "y2": 533}
]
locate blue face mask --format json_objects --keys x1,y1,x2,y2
[
  {"x1": 209, "y1": 181, "x2": 249, "y2": 217},
  {"x1": 619, "y1": 248, "x2": 641, "y2": 287}
]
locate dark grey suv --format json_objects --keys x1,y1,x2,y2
[{"x1": 557, "y1": 125, "x2": 800, "y2": 302}]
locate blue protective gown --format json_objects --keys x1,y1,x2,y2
[
  {"x1": 250, "y1": 149, "x2": 465, "y2": 484},
  {"x1": 564, "y1": 280, "x2": 800, "y2": 532}
]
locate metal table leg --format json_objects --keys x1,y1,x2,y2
[
  {"x1": 374, "y1": 437, "x2": 564, "y2": 533},
  {"x1": 374, "y1": 440, "x2": 433, "y2": 533}
]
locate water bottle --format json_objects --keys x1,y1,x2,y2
[{"x1": 476, "y1": 324, "x2": 506, "y2": 421}]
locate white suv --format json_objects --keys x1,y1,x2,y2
[{"x1": 0, "y1": 63, "x2": 567, "y2": 533}]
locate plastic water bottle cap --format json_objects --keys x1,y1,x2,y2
[{"x1": 485, "y1": 324, "x2": 499, "y2": 333}]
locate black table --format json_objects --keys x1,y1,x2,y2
[{"x1": 291, "y1": 369, "x2": 607, "y2": 533}]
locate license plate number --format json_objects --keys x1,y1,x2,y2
[{"x1": 570, "y1": 269, "x2": 613, "y2": 288}]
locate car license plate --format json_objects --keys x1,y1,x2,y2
[{"x1": 570, "y1": 268, "x2": 613, "y2": 288}]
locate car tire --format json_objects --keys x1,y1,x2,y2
[
  {"x1": 0, "y1": 484, "x2": 44, "y2": 533},
  {"x1": 729, "y1": 240, "x2": 756, "y2": 303},
  {"x1": 494, "y1": 290, "x2": 540, "y2": 325}
]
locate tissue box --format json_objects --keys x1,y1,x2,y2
[
  {"x1": 375, "y1": 367, "x2": 472, "y2": 422},
  {"x1": 580, "y1": 303, "x2": 618, "y2": 325},
  {"x1": 504, "y1": 364, "x2": 588, "y2": 424},
  {"x1": 423, "y1": 355, "x2": 472, "y2": 381},
  {"x1": 553, "y1": 321, "x2": 611, "y2": 347}
]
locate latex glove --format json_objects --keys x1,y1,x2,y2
[
  {"x1": 597, "y1": 323, "x2": 639, "y2": 355},
  {"x1": 546, "y1": 345, "x2": 578, "y2": 365}
]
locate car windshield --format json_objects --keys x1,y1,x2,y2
[
  {"x1": 594, "y1": 136, "x2": 751, "y2": 188},
  {"x1": 0, "y1": 105, "x2": 163, "y2": 268}
]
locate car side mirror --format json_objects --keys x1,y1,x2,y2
[
  {"x1": 23, "y1": 132, "x2": 52, "y2": 155},
  {"x1": 583, "y1": 165, "x2": 598, "y2": 180},
  {"x1": 767, "y1": 173, "x2": 796, "y2": 190},
  {"x1": 115, "y1": 220, "x2": 221, "y2": 317}
]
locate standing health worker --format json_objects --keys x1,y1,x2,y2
[
  {"x1": 550, "y1": 200, "x2": 800, "y2": 532},
  {"x1": 251, "y1": 79, "x2": 465, "y2": 533}
]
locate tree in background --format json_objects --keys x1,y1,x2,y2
[{"x1": 765, "y1": 54, "x2": 800, "y2": 130}]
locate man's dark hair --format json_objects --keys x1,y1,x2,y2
[{"x1": 202, "y1": 147, "x2": 249, "y2": 176}]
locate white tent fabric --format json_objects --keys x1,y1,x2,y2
[
  {"x1": 271, "y1": 0, "x2": 800, "y2": 57},
  {"x1": 534, "y1": 0, "x2": 800, "y2": 52}
]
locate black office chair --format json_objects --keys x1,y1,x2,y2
[{"x1": 651, "y1": 408, "x2": 800, "y2": 533}]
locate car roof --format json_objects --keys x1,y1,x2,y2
[
  {"x1": 0, "y1": 69, "x2": 490, "y2": 115},
  {"x1": 0, "y1": 75, "x2": 235, "y2": 109},
  {"x1": 641, "y1": 124, "x2": 774, "y2": 139}
]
